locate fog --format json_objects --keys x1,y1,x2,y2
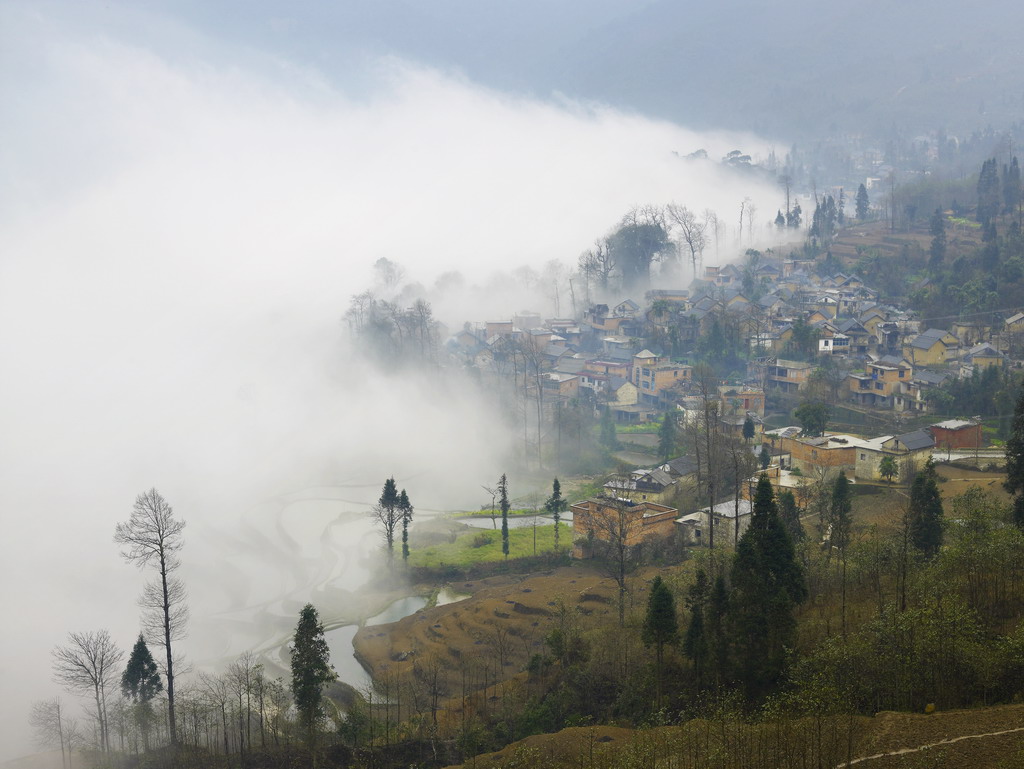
[{"x1": 0, "y1": 3, "x2": 783, "y2": 759}]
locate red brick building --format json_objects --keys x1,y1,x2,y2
[{"x1": 929, "y1": 419, "x2": 983, "y2": 450}]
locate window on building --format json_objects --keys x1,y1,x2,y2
[{"x1": 860, "y1": 453, "x2": 866, "y2": 460}]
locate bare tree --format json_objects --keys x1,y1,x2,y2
[
  {"x1": 52, "y1": 631, "x2": 123, "y2": 752},
  {"x1": 114, "y1": 488, "x2": 187, "y2": 746},
  {"x1": 586, "y1": 497, "x2": 643, "y2": 627},
  {"x1": 666, "y1": 203, "x2": 708, "y2": 281},
  {"x1": 704, "y1": 208, "x2": 722, "y2": 260},
  {"x1": 578, "y1": 239, "x2": 615, "y2": 298},
  {"x1": 29, "y1": 698, "x2": 70, "y2": 769},
  {"x1": 693, "y1": 364, "x2": 722, "y2": 548}
]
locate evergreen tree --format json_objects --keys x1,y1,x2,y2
[
  {"x1": 856, "y1": 183, "x2": 870, "y2": 220},
  {"x1": 929, "y1": 208, "x2": 947, "y2": 269},
  {"x1": 830, "y1": 471, "x2": 853, "y2": 636},
  {"x1": 706, "y1": 573, "x2": 730, "y2": 691},
  {"x1": 742, "y1": 415, "x2": 755, "y2": 444},
  {"x1": 978, "y1": 157, "x2": 1002, "y2": 225},
  {"x1": 545, "y1": 478, "x2": 566, "y2": 551},
  {"x1": 498, "y1": 473, "x2": 510, "y2": 558},
  {"x1": 879, "y1": 455, "x2": 899, "y2": 484},
  {"x1": 794, "y1": 400, "x2": 831, "y2": 437},
  {"x1": 642, "y1": 575, "x2": 679, "y2": 704},
  {"x1": 290, "y1": 604, "x2": 336, "y2": 748},
  {"x1": 838, "y1": 187, "x2": 846, "y2": 225},
  {"x1": 682, "y1": 569, "x2": 710, "y2": 690},
  {"x1": 1005, "y1": 384, "x2": 1024, "y2": 508},
  {"x1": 373, "y1": 477, "x2": 401, "y2": 562},
  {"x1": 658, "y1": 409, "x2": 677, "y2": 460},
  {"x1": 787, "y1": 202, "x2": 803, "y2": 228},
  {"x1": 908, "y1": 459, "x2": 943, "y2": 556},
  {"x1": 1004, "y1": 157, "x2": 1022, "y2": 218},
  {"x1": 759, "y1": 444, "x2": 771, "y2": 470},
  {"x1": 121, "y1": 634, "x2": 162, "y2": 750},
  {"x1": 778, "y1": 489, "x2": 804, "y2": 542},
  {"x1": 775, "y1": 209, "x2": 785, "y2": 228},
  {"x1": 729, "y1": 475, "x2": 806, "y2": 701},
  {"x1": 600, "y1": 407, "x2": 618, "y2": 450},
  {"x1": 399, "y1": 489, "x2": 413, "y2": 564}
]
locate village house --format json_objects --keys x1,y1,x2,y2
[
  {"x1": 904, "y1": 328, "x2": 960, "y2": 367},
  {"x1": 676, "y1": 499, "x2": 753, "y2": 546},
  {"x1": 763, "y1": 358, "x2": 814, "y2": 394},
  {"x1": 847, "y1": 358, "x2": 912, "y2": 409},
  {"x1": 571, "y1": 498, "x2": 678, "y2": 558},
  {"x1": 718, "y1": 386, "x2": 766, "y2": 417},
  {"x1": 541, "y1": 372, "x2": 580, "y2": 399},
  {"x1": 631, "y1": 350, "x2": 693, "y2": 406},
  {"x1": 930, "y1": 418, "x2": 983, "y2": 451},
  {"x1": 895, "y1": 369, "x2": 950, "y2": 412},
  {"x1": 853, "y1": 430, "x2": 935, "y2": 481},
  {"x1": 961, "y1": 343, "x2": 1005, "y2": 375},
  {"x1": 603, "y1": 467, "x2": 678, "y2": 504}
]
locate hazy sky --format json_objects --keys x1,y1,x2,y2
[{"x1": 0, "y1": 2, "x2": 784, "y2": 759}]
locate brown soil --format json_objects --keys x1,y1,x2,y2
[
  {"x1": 441, "y1": 705, "x2": 1024, "y2": 769},
  {"x1": 353, "y1": 564, "x2": 631, "y2": 704}
]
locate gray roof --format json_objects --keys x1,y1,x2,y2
[
  {"x1": 914, "y1": 370, "x2": 949, "y2": 385},
  {"x1": 892, "y1": 429, "x2": 935, "y2": 451},
  {"x1": 909, "y1": 328, "x2": 953, "y2": 349}
]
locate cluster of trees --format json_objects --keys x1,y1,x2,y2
[
  {"x1": 373, "y1": 477, "x2": 414, "y2": 567},
  {"x1": 344, "y1": 291, "x2": 441, "y2": 367}
]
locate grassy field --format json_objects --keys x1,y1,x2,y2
[{"x1": 407, "y1": 521, "x2": 571, "y2": 567}]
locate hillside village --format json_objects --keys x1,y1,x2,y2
[{"x1": 444, "y1": 243, "x2": 1016, "y2": 550}]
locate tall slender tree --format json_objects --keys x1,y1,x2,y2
[
  {"x1": 545, "y1": 478, "x2": 566, "y2": 551},
  {"x1": 121, "y1": 634, "x2": 162, "y2": 750},
  {"x1": 856, "y1": 183, "x2": 870, "y2": 220},
  {"x1": 399, "y1": 489, "x2": 413, "y2": 565},
  {"x1": 729, "y1": 475, "x2": 806, "y2": 701},
  {"x1": 498, "y1": 474, "x2": 510, "y2": 559},
  {"x1": 682, "y1": 570, "x2": 710, "y2": 690},
  {"x1": 1005, "y1": 384, "x2": 1024, "y2": 528},
  {"x1": 830, "y1": 471, "x2": 853, "y2": 636},
  {"x1": 52, "y1": 632, "x2": 123, "y2": 753},
  {"x1": 290, "y1": 604, "x2": 336, "y2": 749},
  {"x1": 114, "y1": 489, "x2": 185, "y2": 746},
  {"x1": 908, "y1": 459, "x2": 944, "y2": 556},
  {"x1": 658, "y1": 409, "x2": 677, "y2": 460},
  {"x1": 373, "y1": 477, "x2": 401, "y2": 562},
  {"x1": 641, "y1": 576, "x2": 678, "y2": 705}
]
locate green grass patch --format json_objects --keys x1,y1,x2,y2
[
  {"x1": 617, "y1": 420, "x2": 662, "y2": 434},
  {"x1": 408, "y1": 522, "x2": 571, "y2": 568},
  {"x1": 448, "y1": 508, "x2": 540, "y2": 520}
]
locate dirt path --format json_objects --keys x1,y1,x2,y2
[{"x1": 838, "y1": 725, "x2": 1024, "y2": 766}]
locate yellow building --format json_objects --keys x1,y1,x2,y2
[{"x1": 904, "y1": 328, "x2": 960, "y2": 366}]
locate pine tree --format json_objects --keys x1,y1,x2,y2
[
  {"x1": 742, "y1": 415, "x2": 755, "y2": 444},
  {"x1": 121, "y1": 634, "x2": 162, "y2": 750},
  {"x1": 545, "y1": 478, "x2": 565, "y2": 551},
  {"x1": 642, "y1": 575, "x2": 679, "y2": 705},
  {"x1": 399, "y1": 489, "x2": 413, "y2": 564},
  {"x1": 498, "y1": 473, "x2": 510, "y2": 558},
  {"x1": 929, "y1": 208, "x2": 947, "y2": 269},
  {"x1": 908, "y1": 459, "x2": 943, "y2": 556},
  {"x1": 600, "y1": 407, "x2": 618, "y2": 450},
  {"x1": 1004, "y1": 157, "x2": 1022, "y2": 219},
  {"x1": 778, "y1": 489, "x2": 804, "y2": 542},
  {"x1": 856, "y1": 183, "x2": 870, "y2": 220},
  {"x1": 759, "y1": 445, "x2": 771, "y2": 470},
  {"x1": 775, "y1": 210, "x2": 785, "y2": 228},
  {"x1": 729, "y1": 475, "x2": 806, "y2": 701},
  {"x1": 978, "y1": 157, "x2": 1002, "y2": 225},
  {"x1": 1004, "y1": 384, "x2": 1024, "y2": 500},
  {"x1": 830, "y1": 471, "x2": 853, "y2": 635},
  {"x1": 658, "y1": 409, "x2": 677, "y2": 460},
  {"x1": 373, "y1": 477, "x2": 401, "y2": 562},
  {"x1": 290, "y1": 604, "x2": 336, "y2": 748},
  {"x1": 683, "y1": 569, "x2": 710, "y2": 690}
]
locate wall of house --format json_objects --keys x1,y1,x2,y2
[
  {"x1": 931, "y1": 424, "x2": 982, "y2": 450},
  {"x1": 570, "y1": 500, "x2": 676, "y2": 557},
  {"x1": 783, "y1": 437, "x2": 856, "y2": 477}
]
